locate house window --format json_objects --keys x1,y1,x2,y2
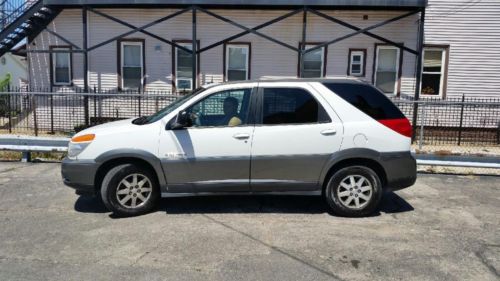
[
  {"x1": 348, "y1": 49, "x2": 365, "y2": 77},
  {"x1": 175, "y1": 42, "x2": 197, "y2": 91},
  {"x1": 51, "y1": 47, "x2": 71, "y2": 86},
  {"x1": 421, "y1": 48, "x2": 447, "y2": 97},
  {"x1": 120, "y1": 41, "x2": 144, "y2": 90},
  {"x1": 374, "y1": 46, "x2": 400, "y2": 95},
  {"x1": 225, "y1": 44, "x2": 250, "y2": 81},
  {"x1": 300, "y1": 43, "x2": 326, "y2": 78}
]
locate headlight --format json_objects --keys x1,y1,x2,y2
[{"x1": 68, "y1": 134, "x2": 95, "y2": 158}]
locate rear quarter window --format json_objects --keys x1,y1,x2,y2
[{"x1": 323, "y1": 83, "x2": 405, "y2": 120}]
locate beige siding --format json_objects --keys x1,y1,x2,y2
[
  {"x1": 29, "y1": 8, "x2": 420, "y2": 94},
  {"x1": 425, "y1": 0, "x2": 500, "y2": 97}
]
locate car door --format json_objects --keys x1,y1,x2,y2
[
  {"x1": 159, "y1": 84, "x2": 257, "y2": 193},
  {"x1": 250, "y1": 82, "x2": 343, "y2": 192}
]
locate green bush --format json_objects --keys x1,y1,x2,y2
[
  {"x1": 0, "y1": 73, "x2": 12, "y2": 117},
  {"x1": 0, "y1": 73, "x2": 11, "y2": 90}
]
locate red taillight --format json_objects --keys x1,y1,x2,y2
[{"x1": 378, "y1": 118, "x2": 412, "y2": 138}]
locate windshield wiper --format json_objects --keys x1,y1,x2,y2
[{"x1": 132, "y1": 116, "x2": 149, "y2": 125}]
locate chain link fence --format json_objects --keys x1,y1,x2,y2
[{"x1": 1, "y1": 89, "x2": 499, "y2": 174}]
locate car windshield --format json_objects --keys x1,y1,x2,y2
[{"x1": 140, "y1": 87, "x2": 207, "y2": 124}]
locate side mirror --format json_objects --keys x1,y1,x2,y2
[{"x1": 168, "y1": 111, "x2": 192, "y2": 130}]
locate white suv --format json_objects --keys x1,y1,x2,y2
[{"x1": 62, "y1": 79, "x2": 416, "y2": 217}]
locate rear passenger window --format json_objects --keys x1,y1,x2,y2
[
  {"x1": 262, "y1": 88, "x2": 331, "y2": 125},
  {"x1": 323, "y1": 83, "x2": 405, "y2": 120}
]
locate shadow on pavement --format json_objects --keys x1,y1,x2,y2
[
  {"x1": 158, "y1": 191, "x2": 414, "y2": 216},
  {"x1": 73, "y1": 191, "x2": 414, "y2": 217},
  {"x1": 74, "y1": 195, "x2": 108, "y2": 213}
]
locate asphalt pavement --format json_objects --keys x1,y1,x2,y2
[{"x1": 0, "y1": 162, "x2": 498, "y2": 281}]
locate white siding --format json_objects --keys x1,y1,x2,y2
[
  {"x1": 425, "y1": 0, "x2": 500, "y2": 97},
  {"x1": 28, "y1": 9, "x2": 84, "y2": 90},
  {"x1": 29, "y1": 8, "x2": 420, "y2": 94},
  {"x1": 0, "y1": 53, "x2": 27, "y2": 88}
]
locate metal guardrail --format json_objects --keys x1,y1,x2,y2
[
  {"x1": 0, "y1": 135, "x2": 499, "y2": 170},
  {"x1": 0, "y1": 135, "x2": 68, "y2": 162}
]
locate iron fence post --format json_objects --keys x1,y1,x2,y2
[
  {"x1": 50, "y1": 94, "x2": 54, "y2": 134},
  {"x1": 457, "y1": 94, "x2": 465, "y2": 146},
  {"x1": 31, "y1": 93, "x2": 38, "y2": 136},
  {"x1": 7, "y1": 86, "x2": 12, "y2": 133},
  {"x1": 138, "y1": 94, "x2": 142, "y2": 117},
  {"x1": 419, "y1": 102, "x2": 425, "y2": 151}
]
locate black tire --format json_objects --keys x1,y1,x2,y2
[
  {"x1": 100, "y1": 163, "x2": 160, "y2": 217},
  {"x1": 324, "y1": 166, "x2": 383, "y2": 217}
]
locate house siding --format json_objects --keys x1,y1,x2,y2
[
  {"x1": 28, "y1": 8, "x2": 419, "y2": 94},
  {"x1": 425, "y1": 0, "x2": 500, "y2": 97}
]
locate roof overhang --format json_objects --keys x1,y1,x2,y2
[{"x1": 43, "y1": 0, "x2": 427, "y2": 10}]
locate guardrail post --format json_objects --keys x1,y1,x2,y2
[
  {"x1": 418, "y1": 102, "x2": 425, "y2": 150},
  {"x1": 21, "y1": 151, "x2": 31, "y2": 163},
  {"x1": 457, "y1": 94, "x2": 465, "y2": 146}
]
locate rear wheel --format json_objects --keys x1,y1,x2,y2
[
  {"x1": 324, "y1": 166, "x2": 382, "y2": 217},
  {"x1": 100, "y1": 164, "x2": 159, "y2": 217}
]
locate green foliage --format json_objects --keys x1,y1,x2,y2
[
  {"x1": 0, "y1": 73, "x2": 12, "y2": 117},
  {"x1": 0, "y1": 73, "x2": 11, "y2": 91}
]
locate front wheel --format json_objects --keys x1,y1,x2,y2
[
  {"x1": 100, "y1": 164, "x2": 160, "y2": 217},
  {"x1": 324, "y1": 166, "x2": 383, "y2": 217}
]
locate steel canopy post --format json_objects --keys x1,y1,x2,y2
[
  {"x1": 82, "y1": 5, "x2": 90, "y2": 127},
  {"x1": 300, "y1": 7, "x2": 307, "y2": 78},
  {"x1": 412, "y1": 8, "x2": 426, "y2": 141},
  {"x1": 192, "y1": 6, "x2": 197, "y2": 90}
]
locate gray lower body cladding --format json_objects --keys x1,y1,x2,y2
[
  {"x1": 61, "y1": 158, "x2": 98, "y2": 195},
  {"x1": 61, "y1": 149, "x2": 416, "y2": 197},
  {"x1": 379, "y1": 151, "x2": 417, "y2": 190}
]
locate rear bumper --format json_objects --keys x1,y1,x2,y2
[
  {"x1": 379, "y1": 151, "x2": 417, "y2": 191},
  {"x1": 61, "y1": 158, "x2": 98, "y2": 195}
]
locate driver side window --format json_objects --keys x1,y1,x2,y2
[{"x1": 186, "y1": 88, "x2": 252, "y2": 128}]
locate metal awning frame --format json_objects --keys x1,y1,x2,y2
[{"x1": 27, "y1": 4, "x2": 426, "y2": 136}]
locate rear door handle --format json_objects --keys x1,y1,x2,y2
[
  {"x1": 233, "y1": 133, "x2": 250, "y2": 140},
  {"x1": 321, "y1": 129, "x2": 337, "y2": 136}
]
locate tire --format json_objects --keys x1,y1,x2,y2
[
  {"x1": 324, "y1": 166, "x2": 383, "y2": 217},
  {"x1": 100, "y1": 163, "x2": 160, "y2": 217}
]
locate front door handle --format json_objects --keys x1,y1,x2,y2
[
  {"x1": 321, "y1": 129, "x2": 337, "y2": 136},
  {"x1": 233, "y1": 133, "x2": 250, "y2": 140}
]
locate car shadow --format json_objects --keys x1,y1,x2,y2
[
  {"x1": 73, "y1": 191, "x2": 414, "y2": 217},
  {"x1": 74, "y1": 195, "x2": 109, "y2": 213},
  {"x1": 157, "y1": 191, "x2": 414, "y2": 216}
]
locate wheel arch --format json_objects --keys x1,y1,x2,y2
[
  {"x1": 320, "y1": 149, "x2": 388, "y2": 193},
  {"x1": 94, "y1": 149, "x2": 166, "y2": 193}
]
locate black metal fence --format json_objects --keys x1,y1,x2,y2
[{"x1": 0, "y1": 89, "x2": 499, "y2": 153}]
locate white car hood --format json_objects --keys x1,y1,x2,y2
[{"x1": 75, "y1": 118, "x2": 137, "y2": 137}]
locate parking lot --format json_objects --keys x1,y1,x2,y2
[{"x1": 0, "y1": 162, "x2": 498, "y2": 281}]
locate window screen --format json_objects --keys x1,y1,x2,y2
[
  {"x1": 323, "y1": 83, "x2": 405, "y2": 120},
  {"x1": 176, "y1": 43, "x2": 194, "y2": 90},
  {"x1": 227, "y1": 45, "x2": 249, "y2": 81},
  {"x1": 375, "y1": 47, "x2": 399, "y2": 94},
  {"x1": 122, "y1": 43, "x2": 143, "y2": 89},
  {"x1": 301, "y1": 44, "x2": 325, "y2": 78},
  {"x1": 52, "y1": 48, "x2": 71, "y2": 85},
  {"x1": 262, "y1": 88, "x2": 330, "y2": 125}
]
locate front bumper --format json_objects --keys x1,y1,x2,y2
[
  {"x1": 380, "y1": 152, "x2": 417, "y2": 191},
  {"x1": 61, "y1": 158, "x2": 99, "y2": 195}
]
